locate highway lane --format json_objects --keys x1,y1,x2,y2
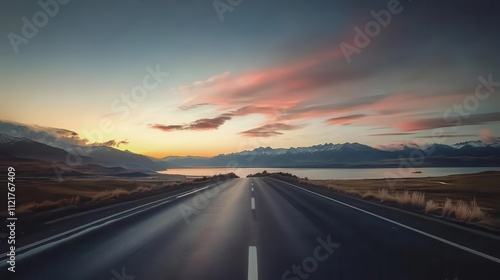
[
  {"x1": 1, "y1": 177, "x2": 500, "y2": 279},
  {"x1": 255, "y1": 178, "x2": 500, "y2": 279}
]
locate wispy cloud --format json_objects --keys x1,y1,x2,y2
[
  {"x1": 173, "y1": 47, "x2": 345, "y2": 112},
  {"x1": 396, "y1": 112, "x2": 500, "y2": 131},
  {"x1": 239, "y1": 123, "x2": 305, "y2": 137},
  {"x1": 159, "y1": 34, "x2": 493, "y2": 140},
  {"x1": 326, "y1": 114, "x2": 367, "y2": 125},
  {"x1": 415, "y1": 134, "x2": 476, "y2": 139},
  {"x1": 99, "y1": 139, "x2": 129, "y2": 147},
  {"x1": 0, "y1": 120, "x2": 129, "y2": 150},
  {"x1": 369, "y1": 132, "x2": 415, "y2": 137},
  {"x1": 151, "y1": 113, "x2": 233, "y2": 132}
]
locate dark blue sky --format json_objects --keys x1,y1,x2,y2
[{"x1": 1, "y1": 0, "x2": 500, "y2": 156}]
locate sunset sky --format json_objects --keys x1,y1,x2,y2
[{"x1": 1, "y1": 0, "x2": 500, "y2": 157}]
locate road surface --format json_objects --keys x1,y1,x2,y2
[{"x1": 1, "y1": 178, "x2": 500, "y2": 279}]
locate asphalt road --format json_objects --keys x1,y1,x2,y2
[{"x1": 1, "y1": 178, "x2": 500, "y2": 279}]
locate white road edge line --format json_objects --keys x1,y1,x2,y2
[
  {"x1": 271, "y1": 178, "x2": 500, "y2": 265},
  {"x1": 248, "y1": 246, "x2": 258, "y2": 280},
  {"x1": 45, "y1": 183, "x2": 219, "y2": 225},
  {"x1": 0, "y1": 181, "x2": 224, "y2": 259},
  {"x1": 251, "y1": 197, "x2": 256, "y2": 210}
]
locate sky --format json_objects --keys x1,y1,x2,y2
[{"x1": 1, "y1": 0, "x2": 500, "y2": 158}]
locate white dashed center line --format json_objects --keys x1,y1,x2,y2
[
  {"x1": 248, "y1": 246, "x2": 258, "y2": 280},
  {"x1": 251, "y1": 197, "x2": 255, "y2": 210}
]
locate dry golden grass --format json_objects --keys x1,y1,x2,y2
[
  {"x1": 18, "y1": 196, "x2": 81, "y2": 213},
  {"x1": 395, "y1": 190, "x2": 426, "y2": 208},
  {"x1": 425, "y1": 200, "x2": 440, "y2": 213},
  {"x1": 301, "y1": 171, "x2": 499, "y2": 226},
  {"x1": 445, "y1": 199, "x2": 486, "y2": 222},
  {"x1": 378, "y1": 188, "x2": 390, "y2": 202},
  {"x1": 7, "y1": 176, "x2": 187, "y2": 213},
  {"x1": 443, "y1": 198, "x2": 454, "y2": 216},
  {"x1": 362, "y1": 190, "x2": 376, "y2": 199},
  {"x1": 89, "y1": 185, "x2": 154, "y2": 202},
  {"x1": 363, "y1": 189, "x2": 425, "y2": 208}
]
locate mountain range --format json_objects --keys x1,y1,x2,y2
[
  {"x1": 163, "y1": 141, "x2": 500, "y2": 168},
  {"x1": 0, "y1": 133, "x2": 169, "y2": 171},
  {"x1": 2, "y1": 127, "x2": 500, "y2": 170}
]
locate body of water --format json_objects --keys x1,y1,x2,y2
[{"x1": 159, "y1": 167, "x2": 500, "y2": 180}]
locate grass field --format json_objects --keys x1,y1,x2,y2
[
  {"x1": 0, "y1": 158, "x2": 191, "y2": 213},
  {"x1": 301, "y1": 171, "x2": 500, "y2": 228},
  {"x1": 3, "y1": 175, "x2": 188, "y2": 213}
]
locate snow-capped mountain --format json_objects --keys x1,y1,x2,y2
[
  {"x1": 237, "y1": 147, "x2": 288, "y2": 156},
  {"x1": 0, "y1": 133, "x2": 19, "y2": 144},
  {"x1": 452, "y1": 140, "x2": 500, "y2": 149},
  {"x1": 376, "y1": 141, "x2": 431, "y2": 151},
  {"x1": 225, "y1": 142, "x2": 373, "y2": 157},
  {"x1": 3, "y1": 119, "x2": 500, "y2": 169},
  {"x1": 162, "y1": 140, "x2": 500, "y2": 168}
]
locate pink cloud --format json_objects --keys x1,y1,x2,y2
[
  {"x1": 174, "y1": 48, "x2": 344, "y2": 111},
  {"x1": 161, "y1": 43, "x2": 485, "y2": 138},
  {"x1": 326, "y1": 114, "x2": 367, "y2": 125}
]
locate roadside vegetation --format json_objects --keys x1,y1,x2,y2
[
  {"x1": 195, "y1": 172, "x2": 239, "y2": 181},
  {"x1": 234, "y1": 170, "x2": 497, "y2": 226},
  {"x1": 358, "y1": 188, "x2": 485, "y2": 222},
  {"x1": 18, "y1": 184, "x2": 175, "y2": 212},
  {"x1": 247, "y1": 170, "x2": 299, "y2": 181},
  {"x1": 10, "y1": 173, "x2": 239, "y2": 213},
  {"x1": 292, "y1": 171, "x2": 500, "y2": 228}
]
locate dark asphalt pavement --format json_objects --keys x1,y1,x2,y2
[{"x1": 1, "y1": 178, "x2": 499, "y2": 279}]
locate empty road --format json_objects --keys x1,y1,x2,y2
[{"x1": 1, "y1": 178, "x2": 500, "y2": 279}]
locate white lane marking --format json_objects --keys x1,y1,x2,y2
[
  {"x1": 271, "y1": 178, "x2": 500, "y2": 264},
  {"x1": 251, "y1": 197, "x2": 255, "y2": 210},
  {"x1": 46, "y1": 202, "x2": 132, "y2": 225},
  {"x1": 45, "y1": 183, "x2": 219, "y2": 225},
  {"x1": 248, "y1": 246, "x2": 258, "y2": 280},
  {"x1": 176, "y1": 183, "x2": 217, "y2": 198},
  {"x1": 251, "y1": 187, "x2": 254, "y2": 192},
  {"x1": 0, "y1": 181, "x2": 226, "y2": 259},
  {"x1": 251, "y1": 182, "x2": 253, "y2": 186},
  {"x1": 0, "y1": 197, "x2": 173, "y2": 265}
]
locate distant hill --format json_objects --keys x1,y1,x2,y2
[
  {"x1": 0, "y1": 133, "x2": 169, "y2": 171},
  {"x1": 2, "y1": 118, "x2": 500, "y2": 169},
  {"x1": 76, "y1": 145, "x2": 169, "y2": 171},
  {"x1": 162, "y1": 141, "x2": 500, "y2": 168},
  {"x1": 0, "y1": 134, "x2": 94, "y2": 164},
  {"x1": 0, "y1": 157, "x2": 155, "y2": 178}
]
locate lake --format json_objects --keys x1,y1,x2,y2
[{"x1": 159, "y1": 167, "x2": 500, "y2": 180}]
